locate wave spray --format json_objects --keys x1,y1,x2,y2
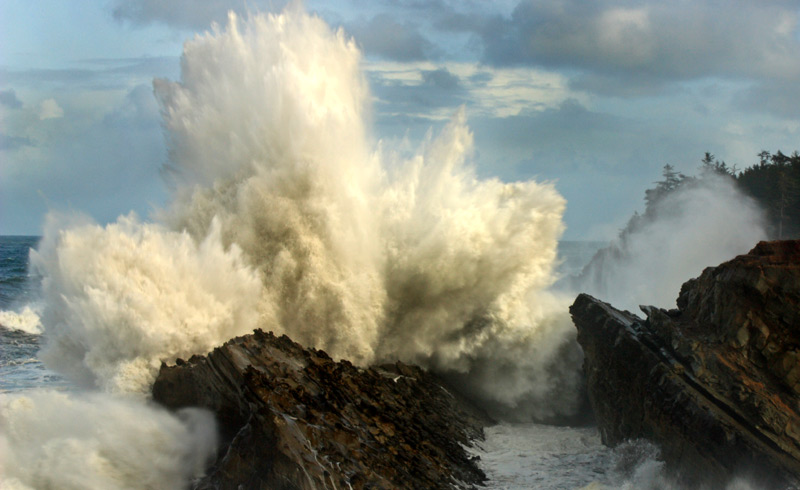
[{"x1": 31, "y1": 8, "x2": 578, "y2": 419}]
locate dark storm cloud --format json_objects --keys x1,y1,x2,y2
[
  {"x1": 348, "y1": 14, "x2": 438, "y2": 61},
  {"x1": 0, "y1": 89, "x2": 23, "y2": 109}
]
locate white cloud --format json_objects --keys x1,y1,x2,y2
[
  {"x1": 367, "y1": 61, "x2": 579, "y2": 119},
  {"x1": 39, "y1": 99, "x2": 64, "y2": 120}
]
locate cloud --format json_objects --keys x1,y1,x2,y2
[
  {"x1": 0, "y1": 68, "x2": 97, "y2": 86},
  {"x1": 0, "y1": 57, "x2": 178, "y2": 92},
  {"x1": 2, "y1": 85, "x2": 167, "y2": 235},
  {"x1": 0, "y1": 89, "x2": 23, "y2": 109},
  {"x1": 442, "y1": 0, "x2": 800, "y2": 96},
  {"x1": 349, "y1": 14, "x2": 437, "y2": 61},
  {"x1": 0, "y1": 132, "x2": 33, "y2": 151},
  {"x1": 110, "y1": 0, "x2": 287, "y2": 30},
  {"x1": 422, "y1": 67, "x2": 460, "y2": 89},
  {"x1": 39, "y1": 99, "x2": 64, "y2": 120},
  {"x1": 367, "y1": 61, "x2": 574, "y2": 125},
  {"x1": 103, "y1": 83, "x2": 160, "y2": 128},
  {"x1": 735, "y1": 79, "x2": 800, "y2": 118}
]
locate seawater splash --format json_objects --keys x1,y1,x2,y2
[
  {"x1": 32, "y1": 214, "x2": 262, "y2": 394},
  {"x1": 0, "y1": 306, "x2": 42, "y2": 335},
  {"x1": 0, "y1": 391, "x2": 217, "y2": 490},
  {"x1": 31, "y1": 8, "x2": 577, "y2": 420},
  {"x1": 575, "y1": 174, "x2": 767, "y2": 312}
]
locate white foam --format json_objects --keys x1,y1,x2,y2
[
  {"x1": 31, "y1": 214, "x2": 262, "y2": 394},
  {"x1": 0, "y1": 307, "x2": 42, "y2": 335},
  {"x1": 0, "y1": 390, "x2": 217, "y2": 490}
]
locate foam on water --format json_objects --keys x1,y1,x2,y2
[{"x1": 475, "y1": 424, "x2": 767, "y2": 490}]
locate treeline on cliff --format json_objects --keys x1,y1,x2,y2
[
  {"x1": 638, "y1": 150, "x2": 800, "y2": 240},
  {"x1": 571, "y1": 150, "x2": 798, "y2": 299}
]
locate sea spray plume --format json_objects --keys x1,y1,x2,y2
[
  {"x1": 0, "y1": 391, "x2": 217, "y2": 490},
  {"x1": 31, "y1": 213, "x2": 262, "y2": 394},
  {"x1": 33, "y1": 7, "x2": 581, "y2": 419},
  {"x1": 155, "y1": 9, "x2": 386, "y2": 364},
  {"x1": 377, "y1": 113, "x2": 579, "y2": 419},
  {"x1": 575, "y1": 174, "x2": 767, "y2": 312}
]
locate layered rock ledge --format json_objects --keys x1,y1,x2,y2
[
  {"x1": 152, "y1": 329, "x2": 490, "y2": 489},
  {"x1": 570, "y1": 240, "x2": 800, "y2": 488}
]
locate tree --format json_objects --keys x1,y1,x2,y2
[
  {"x1": 700, "y1": 152, "x2": 733, "y2": 177},
  {"x1": 737, "y1": 150, "x2": 800, "y2": 239},
  {"x1": 644, "y1": 164, "x2": 687, "y2": 210}
]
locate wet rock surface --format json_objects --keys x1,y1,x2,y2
[
  {"x1": 571, "y1": 240, "x2": 800, "y2": 488},
  {"x1": 152, "y1": 329, "x2": 490, "y2": 489}
]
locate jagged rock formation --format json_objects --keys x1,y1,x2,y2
[
  {"x1": 152, "y1": 329, "x2": 490, "y2": 489},
  {"x1": 570, "y1": 240, "x2": 800, "y2": 488}
]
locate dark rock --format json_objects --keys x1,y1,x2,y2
[
  {"x1": 152, "y1": 329, "x2": 491, "y2": 489},
  {"x1": 570, "y1": 240, "x2": 800, "y2": 488}
]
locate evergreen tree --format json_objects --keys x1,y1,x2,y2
[
  {"x1": 644, "y1": 164, "x2": 688, "y2": 211},
  {"x1": 736, "y1": 150, "x2": 800, "y2": 238}
]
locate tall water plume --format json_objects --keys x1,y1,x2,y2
[{"x1": 31, "y1": 8, "x2": 579, "y2": 418}]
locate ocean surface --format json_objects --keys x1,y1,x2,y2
[{"x1": 0, "y1": 236, "x2": 64, "y2": 393}]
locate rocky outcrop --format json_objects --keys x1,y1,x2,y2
[
  {"x1": 570, "y1": 240, "x2": 800, "y2": 488},
  {"x1": 152, "y1": 329, "x2": 490, "y2": 489}
]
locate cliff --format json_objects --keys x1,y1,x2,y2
[
  {"x1": 152, "y1": 329, "x2": 490, "y2": 489},
  {"x1": 570, "y1": 240, "x2": 800, "y2": 488}
]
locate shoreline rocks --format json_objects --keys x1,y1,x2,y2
[
  {"x1": 152, "y1": 329, "x2": 491, "y2": 489},
  {"x1": 571, "y1": 240, "x2": 800, "y2": 488}
]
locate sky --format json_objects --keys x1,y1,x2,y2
[{"x1": 2, "y1": 0, "x2": 799, "y2": 239}]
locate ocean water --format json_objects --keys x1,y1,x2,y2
[{"x1": 0, "y1": 237, "x2": 64, "y2": 393}]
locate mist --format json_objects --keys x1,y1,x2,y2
[{"x1": 572, "y1": 174, "x2": 767, "y2": 312}]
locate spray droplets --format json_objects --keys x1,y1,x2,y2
[{"x1": 33, "y1": 9, "x2": 578, "y2": 418}]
